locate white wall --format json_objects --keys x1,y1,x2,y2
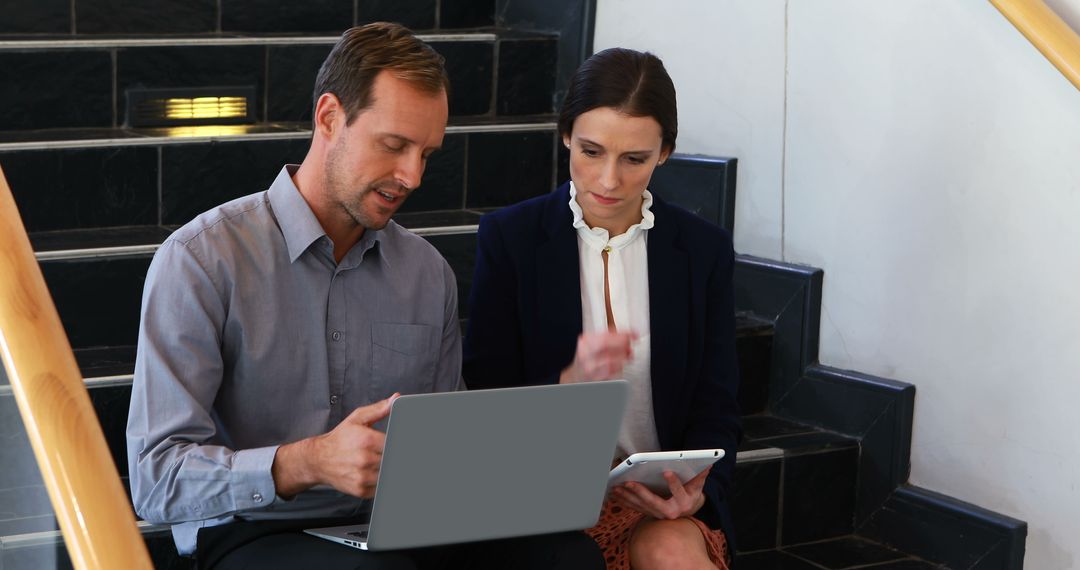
[
  {"x1": 596, "y1": 1, "x2": 1080, "y2": 568},
  {"x1": 594, "y1": 0, "x2": 789, "y2": 260}
]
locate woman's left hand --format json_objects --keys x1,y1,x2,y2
[{"x1": 610, "y1": 466, "x2": 711, "y2": 520}]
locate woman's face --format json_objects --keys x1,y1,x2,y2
[{"x1": 564, "y1": 106, "x2": 671, "y2": 234}]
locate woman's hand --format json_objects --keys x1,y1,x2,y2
[
  {"x1": 610, "y1": 466, "x2": 711, "y2": 520},
  {"x1": 559, "y1": 331, "x2": 638, "y2": 383}
]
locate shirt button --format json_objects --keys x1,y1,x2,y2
[
  {"x1": 331, "y1": 331, "x2": 342, "y2": 341},
  {"x1": 330, "y1": 395, "x2": 339, "y2": 405},
  {"x1": 252, "y1": 493, "x2": 263, "y2": 503}
]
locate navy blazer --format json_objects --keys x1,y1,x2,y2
[{"x1": 462, "y1": 183, "x2": 742, "y2": 544}]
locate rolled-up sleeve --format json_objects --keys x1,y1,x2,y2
[{"x1": 126, "y1": 240, "x2": 278, "y2": 524}]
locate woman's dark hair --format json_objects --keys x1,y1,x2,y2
[{"x1": 558, "y1": 48, "x2": 677, "y2": 152}]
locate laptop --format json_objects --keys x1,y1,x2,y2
[{"x1": 305, "y1": 380, "x2": 629, "y2": 551}]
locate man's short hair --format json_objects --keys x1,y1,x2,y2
[{"x1": 313, "y1": 22, "x2": 450, "y2": 125}]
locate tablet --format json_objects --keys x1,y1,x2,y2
[{"x1": 607, "y1": 449, "x2": 725, "y2": 497}]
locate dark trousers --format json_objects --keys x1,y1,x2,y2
[{"x1": 196, "y1": 517, "x2": 604, "y2": 570}]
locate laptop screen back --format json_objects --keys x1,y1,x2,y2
[{"x1": 366, "y1": 380, "x2": 628, "y2": 550}]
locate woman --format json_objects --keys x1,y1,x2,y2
[{"x1": 463, "y1": 47, "x2": 740, "y2": 570}]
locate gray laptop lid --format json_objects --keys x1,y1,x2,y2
[{"x1": 365, "y1": 380, "x2": 628, "y2": 551}]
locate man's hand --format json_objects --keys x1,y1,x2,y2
[
  {"x1": 610, "y1": 466, "x2": 711, "y2": 520},
  {"x1": 560, "y1": 331, "x2": 637, "y2": 384},
  {"x1": 272, "y1": 394, "x2": 398, "y2": 499}
]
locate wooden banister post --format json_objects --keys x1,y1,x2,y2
[
  {"x1": 990, "y1": 0, "x2": 1080, "y2": 92},
  {"x1": 0, "y1": 166, "x2": 152, "y2": 569}
]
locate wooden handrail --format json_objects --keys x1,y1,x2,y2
[
  {"x1": 0, "y1": 166, "x2": 152, "y2": 569},
  {"x1": 991, "y1": 0, "x2": 1080, "y2": 91}
]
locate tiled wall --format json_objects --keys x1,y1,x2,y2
[
  {"x1": 3, "y1": 146, "x2": 160, "y2": 231},
  {"x1": 1, "y1": 131, "x2": 556, "y2": 234},
  {"x1": 0, "y1": 0, "x2": 497, "y2": 35},
  {"x1": 0, "y1": 36, "x2": 558, "y2": 131}
]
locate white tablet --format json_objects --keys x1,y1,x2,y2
[{"x1": 607, "y1": 449, "x2": 725, "y2": 497}]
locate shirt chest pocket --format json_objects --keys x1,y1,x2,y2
[{"x1": 371, "y1": 323, "x2": 438, "y2": 395}]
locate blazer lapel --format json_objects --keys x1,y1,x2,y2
[
  {"x1": 647, "y1": 199, "x2": 689, "y2": 447},
  {"x1": 536, "y1": 186, "x2": 583, "y2": 375}
]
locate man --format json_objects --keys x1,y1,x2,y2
[{"x1": 127, "y1": 23, "x2": 602, "y2": 569}]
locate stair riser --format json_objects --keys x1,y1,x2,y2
[
  {"x1": 2, "y1": 130, "x2": 556, "y2": 233},
  {"x1": 736, "y1": 333, "x2": 771, "y2": 414},
  {"x1": 0, "y1": 37, "x2": 556, "y2": 132},
  {"x1": 1, "y1": 529, "x2": 190, "y2": 570},
  {"x1": 734, "y1": 452, "x2": 859, "y2": 552},
  {"x1": 1, "y1": 0, "x2": 495, "y2": 36}
]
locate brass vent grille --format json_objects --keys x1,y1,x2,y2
[{"x1": 126, "y1": 86, "x2": 256, "y2": 127}]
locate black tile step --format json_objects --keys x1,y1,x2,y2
[
  {"x1": 28, "y1": 210, "x2": 485, "y2": 257},
  {"x1": 737, "y1": 311, "x2": 773, "y2": 415},
  {"x1": 6, "y1": 0, "x2": 505, "y2": 36},
  {"x1": 734, "y1": 415, "x2": 862, "y2": 552},
  {"x1": 0, "y1": 32, "x2": 504, "y2": 49},
  {"x1": 30, "y1": 226, "x2": 173, "y2": 256},
  {"x1": 0, "y1": 118, "x2": 557, "y2": 149},
  {"x1": 736, "y1": 535, "x2": 949, "y2": 570},
  {"x1": 737, "y1": 312, "x2": 774, "y2": 336},
  {"x1": 0, "y1": 521, "x2": 193, "y2": 570},
  {"x1": 74, "y1": 346, "x2": 138, "y2": 379},
  {"x1": 0, "y1": 30, "x2": 557, "y2": 132},
  {"x1": 0, "y1": 1, "x2": 500, "y2": 39},
  {"x1": 3, "y1": 127, "x2": 559, "y2": 235}
]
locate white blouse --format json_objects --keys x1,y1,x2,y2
[{"x1": 569, "y1": 182, "x2": 661, "y2": 458}]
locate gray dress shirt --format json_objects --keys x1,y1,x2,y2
[{"x1": 126, "y1": 165, "x2": 463, "y2": 555}]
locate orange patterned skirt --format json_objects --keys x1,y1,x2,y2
[{"x1": 585, "y1": 499, "x2": 730, "y2": 569}]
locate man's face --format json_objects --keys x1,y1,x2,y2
[{"x1": 324, "y1": 71, "x2": 449, "y2": 231}]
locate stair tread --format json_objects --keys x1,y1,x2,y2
[
  {"x1": 29, "y1": 210, "x2": 487, "y2": 256},
  {"x1": 0, "y1": 115, "x2": 558, "y2": 149},
  {"x1": 30, "y1": 226, "x2": 174, "y2": 254},
  {"x1": 0, "y1": 28, "x2": 555, "y2": 47},
  {"x1": 735, "y1": 311, "x2": 774, "y2": 335},
  {"x1": 740, "y1": 414, "x2": 858, "y2": 453},
  {"x1": 74, "y1": 346, "x2": 139, "y2": 378},
  {"x1": 739, "y1": 536, "x2": 951, "y2": 569},
  {"x1": 0, "y1": 30, "x2": 504, "y2": 48}
]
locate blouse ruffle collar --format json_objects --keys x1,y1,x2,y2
[{"x1": 568, "y1": 182, "x2": 655, "y2": 251}]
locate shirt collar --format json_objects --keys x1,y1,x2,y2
[
  {"x1": 267, "y1": 164, "x2": 384, "y2": 265},
  {"x1": 568, "y1": 181, "x2": 655, "y2": 251},
  {"x1": 268, "y1": 165, "x2": 328, "y2": 263},
  {"x1": 338, "y1": 227, "x2": 383, "y2": 270}
]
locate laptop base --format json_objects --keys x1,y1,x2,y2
[{"x1": 305, "y1": 524, "x2": 371, "y2": 550}]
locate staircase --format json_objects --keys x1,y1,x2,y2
[{"x1": 0, "y1": 1, "x2": 1025, "y2": 569}]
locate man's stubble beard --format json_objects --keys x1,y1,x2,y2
[{"x1": 325, "y1": 139, "x2": 410, "y2": 232}]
